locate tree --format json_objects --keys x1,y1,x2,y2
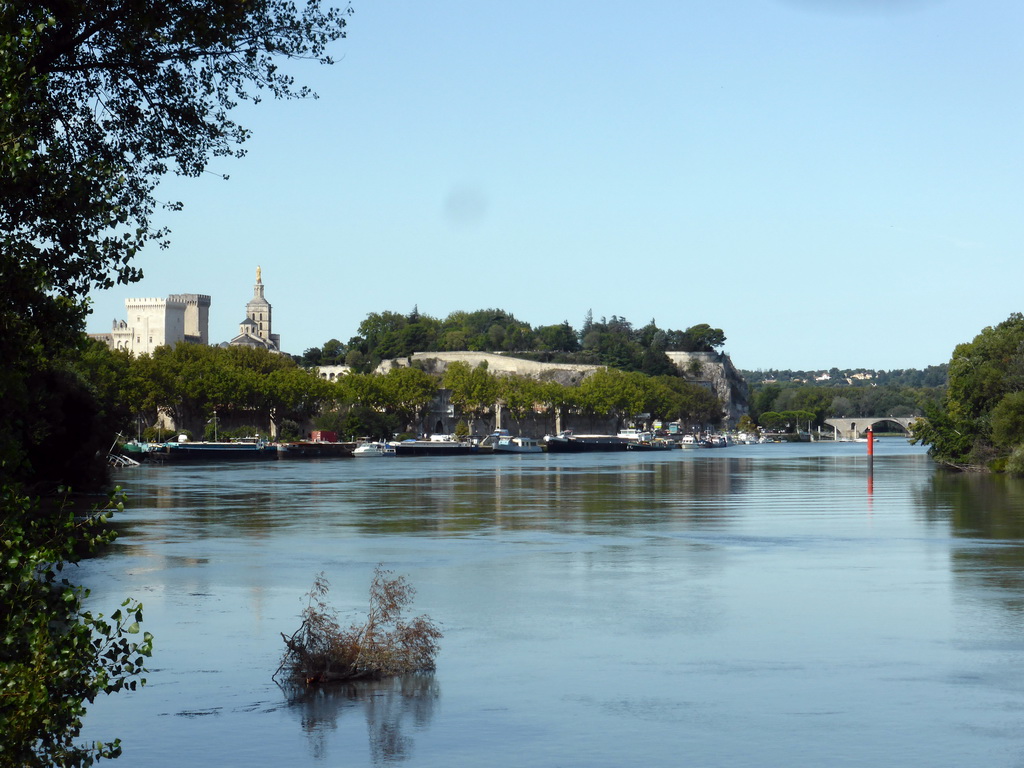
[
  {"x1": 913, "y1": 313, "x2": 1024, "y2": 469},
  {"x1": 535, "y1": 321, "x2": 579, "y2": 353},
  {"x1": 0, "y1": 489, "x2": 153, "y2": 767},
  {"x1": 262, "y1": 367, "x2": 336, "y2": 435},
  {"x1": 684, "y1": 324, "x2": 726, "y2": 352},
  {"x1": 379, "y1": 367, "x2": 439, "y2": 433},
  {"x1": 497, "y1": 375, "x2": 542, "y2": 425},
  {"x1": 321, "y1": 339, "x2": 347, "y2": 365},
  {"x1": 442, "y1": 362, "x2": 499, "y2": 433},
  {"x1": 1, "y1": 0, "x2": 350, "y2": 481},
  {"x1": 577, "y1": 369, "x2": 645, "y2": 419},
  {"x1": 300, "y1": 346, "x2": 324, "y2": 368},
  {"x1": 2, "y1": 6, "x2": 349, "y2": 758},
  {"x1": 992, "y1": 391, "x2": 1024, "y2": 450}
]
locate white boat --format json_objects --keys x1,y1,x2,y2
[
  {"x1": 493, "y1": 435, "x2": 543, "y2": 454},
  {"x1": 617, "y1": 428, "x2": 674, "y2": 451},
  {"x1": 680, "y1": 434, "x2": 701, "y2": 449},
  {"x1": 353, "y1": 441, "x2": 396, "y2": 457}
]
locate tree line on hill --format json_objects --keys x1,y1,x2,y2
[
  {"x1": 298, "y1": 307, "x2": 728, "y2": 378},
  {"x1": 742, "y1": 366, "x2": 948, "y2": 388},
  {"x1": 744, "y1": 369, "x2": 947, "y2": 432}
]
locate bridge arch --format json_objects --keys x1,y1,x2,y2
[{"x1": 822, "y1": 416, "x2": 920, "y2": 440}]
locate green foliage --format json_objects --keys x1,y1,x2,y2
[
  {"x1": 747, "y1": 376, "x2": 941, "y2": 428},
  {"x1": 203, "y1": 423, "x2": 261, "y2": 442},
  {"x1": 443, "y1": 362, "x2": 500, "y2": 430},
  {"x1": 379, "y1": 367, "x2": 439, "y2": 432},
  {"x1": 498, "y1": 375, "x2": 542, "y2": 421},
  {"x1": 127, "y1": 344, "x2": 334, "y2": 436},
  {"x1": 331, "y1": 308, "x2": 725, "y2": 378},
  {"x1": 736, "y1": 414, "x2": 758, "y2": 434},
  {"x1": 141, "y1": 426, "x2": 167, "y2": 443},
  {"x1": 453, "y1": 421, "x2": 471, "y2": 440},
  {"x1": 277, "y1": 419, "x2": 304, "y2": 442},
  {"x1": 276, "y1": 569, "x2": 442, "y2": 685},
  {"x1": 676, "y1": 324, "x2": 727, "y2": 352},
  {"x1": 1006, "y1": 445, "x2": 1024, "y2": 477},
  {"x1": 0, "y1": 487, "x2": 152, "y2": 767},
  {"x1": 914, "y1": 314, "x2": 1024, "y2": 468},
  {"x1": 743, "y1": 366, "x2": 949, "y2": 388},
  {"x1": 1, "y1": 3, "x2": 347, "y2": 759},
  {"x1": 991, "y1": 391, "x2": 1024, "y2": 449},
  {"x1": 1, "y1": 1, "x2": 350, "y2": 483},
  {"x1": 758, "y1": 410, "x2": 816, "y2": 432}
]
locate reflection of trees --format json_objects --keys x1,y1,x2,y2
[
  {"x1": 346, "y1": 457, "x2": 752, "y2": 535},
  {"x1": 916, "y1": 471, "x2": 1024, "y2": 611},
  {"x1": 115, "y1": 456, "x2": 759, "y2": 541},
  {"x1": 283, "y1": 674, "x2": 440, "y2": 764}
]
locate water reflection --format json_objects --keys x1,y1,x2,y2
[
  {"x1": 112, "y1": 457, "x2": 765, "y2": 542},
  {"x1": 88, "y1": 444, "x2": 1024, "y2": 768},
  {"x1": 283, "y1": 675, "x2": 440, "y2": 765},
  {"x1": 916, "y1": 470, "x2": 1024, "y2": 613}
]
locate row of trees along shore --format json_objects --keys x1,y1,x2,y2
[
  {"x1": 0, "y1": 1, "x2": 351, "y2": 765},
  {"x1": 83, "y1": 339, "x2": 726, "y2": 442}
]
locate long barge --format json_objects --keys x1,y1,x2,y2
[{"x1": 543, "y1": 432, "x2": 632, "y2": 453}]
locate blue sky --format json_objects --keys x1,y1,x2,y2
[{"x1": 85, "y1": 0, "x2": 1023, "y2": 371}]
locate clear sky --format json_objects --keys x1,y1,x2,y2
[{"x1": 85, "y1": 0, "x2": 1023, "y2": 371}]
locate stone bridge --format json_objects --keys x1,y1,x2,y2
[{"x1": 823, "y1": 416, "x2": 920, "y2": 440}]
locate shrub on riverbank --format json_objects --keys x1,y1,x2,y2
[{"x1": 276, "y1": 569, "x2": 442, "y2": 685}]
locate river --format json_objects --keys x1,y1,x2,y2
[{"x1": 78, "y1": 439, "x2": 1024, "y2": 767}]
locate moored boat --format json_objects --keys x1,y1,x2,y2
[
  {"x1": 353, "y1": 441, "x2": 397, "y2": 457},
  {"x1": 544, "y1": 431, "x2": 631, "y2": 453},
  {"x1": 493, "y1": 435, "x2": 543, "y2": 454},
  {"x1": 626, "y1": 438, "x2": 675, "y2": 451},
  {"x1": 160, "y1": 437, "x2": 275, "y2": 461},
  {"x1": 618, "y1": 428, "x2": 675, "y2": 452},
  {"x1": 276, "y1": 440, "x2": 355, "y2": 457},
  {"x1": 390, "y1": 436, "x2": 477, "y2": 456}
]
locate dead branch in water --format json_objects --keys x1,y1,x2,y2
[{"x1": 274, "y1": 567, "x2": 442, "y2": 685}]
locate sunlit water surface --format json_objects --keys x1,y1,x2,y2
[{"x1": 79, "y1": 440, "x2": 1024, "y2": 766}]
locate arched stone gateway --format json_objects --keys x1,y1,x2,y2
[{"x1": 823, "y1": 416, "x2": 920, "y2": 440}]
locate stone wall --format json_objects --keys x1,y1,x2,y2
[
  {"x1": 377, "y1": 350, "x2": 600, "y2": 386},
  {"x1": 381, "y1": 349, "x2": 750, "y2": 430}
]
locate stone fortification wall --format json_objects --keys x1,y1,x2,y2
[{"x1": 377, "y1": 351, "x2": 602, "y2": 386}]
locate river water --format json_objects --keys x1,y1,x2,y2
[{"x1": 78, "y1": 439, "x2": 1024, "y2": 767}]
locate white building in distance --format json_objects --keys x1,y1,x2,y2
[{"x1": 103, "y1": 293, "x2": 210, "y2": 355}]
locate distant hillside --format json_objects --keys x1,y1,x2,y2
[
  {"x1": 742, "y1": 365, "x2": 948, "y2": 388},
  {"x1": 742, "y1": 365, "x2": 948, "y2": 424}
]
